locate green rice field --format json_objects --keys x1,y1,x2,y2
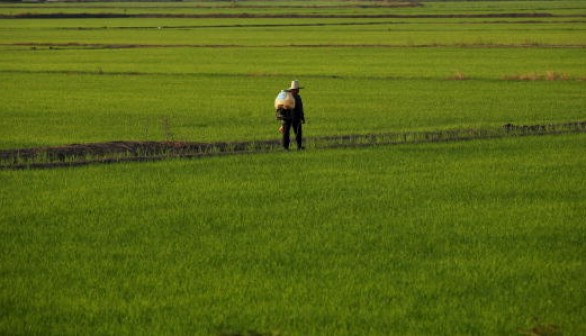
[
  {"x1": 1, "y1": 135, "x2": 585, "y2": 335},
  {"x1": 1, "y1": 0, "x2": 585, "y2": 335}
]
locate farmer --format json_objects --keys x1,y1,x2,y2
[{"x1": 277, "y1": 80, "x2": 305, "y2": 151}]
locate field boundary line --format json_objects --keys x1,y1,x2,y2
[
  {"x1": 0, "y1": 13, "x2": 569, "y2": 20},
  {"x1": 2, "y1": 69, "x2": 585, "y2": 83},
  {"x1": 3, "y1": 43, "x2": 586, "y2": 50},
  {"x1": 50, "y1": 20, "x2": 586, "y2": 30},
  {"x1": 1, "y1": 121, "x2": 584, "y2": 170}
]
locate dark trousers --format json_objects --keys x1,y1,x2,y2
[{"x1": 281, "y1": 119, "x2": 303, "y2": 150}]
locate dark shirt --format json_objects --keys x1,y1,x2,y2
[{"x1": 293, "y1": 94, "x2": 304, "y2": 122}]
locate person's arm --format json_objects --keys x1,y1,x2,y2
[{"x1": 297, "y1": 96, "x2": 305, "y2": 122}]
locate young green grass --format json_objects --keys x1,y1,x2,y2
[
  {"x1": 2, "y1": 45, "x2": 585, "y2": 79},
  {"x1": 2, "y1": 18, "x2": 585, "y2": 46},
  {"x1": 1, "y1": 134, "x2": 584, "y2": 335},
  {"x1": 1, "y1": 70, "x2": 584, "y2": 149}
]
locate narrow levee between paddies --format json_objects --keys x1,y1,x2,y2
[{"x1": 1, "y1": 121, "x2": 585, "y2": 170}]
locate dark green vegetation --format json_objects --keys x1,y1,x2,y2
[
  {"x1": 1, "y1": 0, "x2": 585, "y2": 335},
  {"x1": 1, "y1": 135, "x2": 585, "y2": 335}
]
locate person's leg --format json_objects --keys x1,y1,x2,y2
[
  {"x1": 282, "y1": 120, "x2": 292, "y2": 150},
  {"x1": 293, "y1": 120, "x2": 303, "y2": 149}
]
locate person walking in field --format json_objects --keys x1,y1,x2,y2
[{"x1": 275, "y1": 80, "x2": 305, "y2": 151}]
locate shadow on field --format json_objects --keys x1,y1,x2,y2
[
  {"x1": 1, "y1": 121, "x2": 584, "y2": 170},
  {"x1": 217, "y1": 329, "x2": 281, "y2": 336}
]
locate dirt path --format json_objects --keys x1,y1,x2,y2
[{"x1": 1, "y1": 122, "x2": 584, "y2": 170}]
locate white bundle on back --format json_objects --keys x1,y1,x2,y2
[{"x1": 274, "y1": 90, "x2": 295, "y2": 110}]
